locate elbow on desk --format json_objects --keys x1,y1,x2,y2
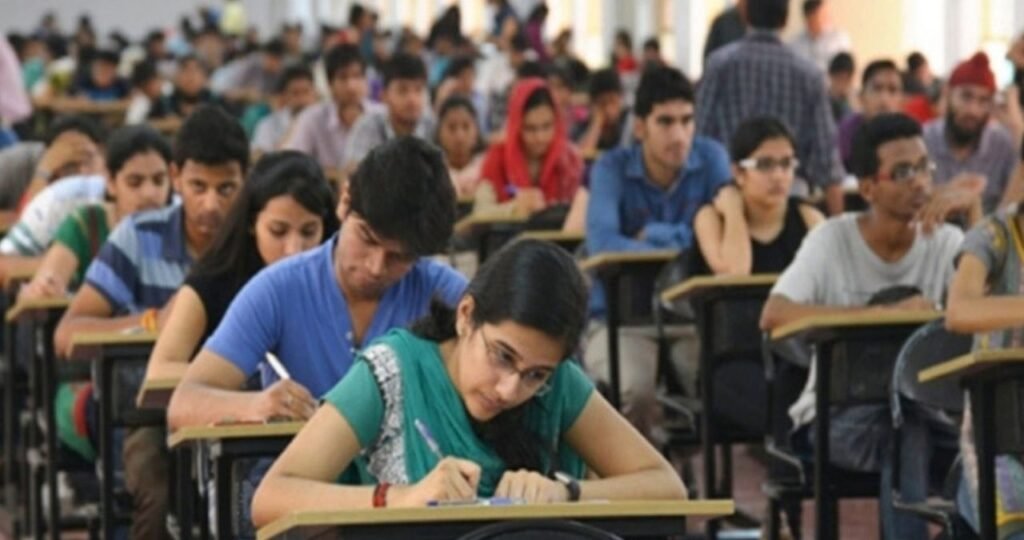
[{"x1": 943, "y1": 304, "x2": 984, "y2": 334}]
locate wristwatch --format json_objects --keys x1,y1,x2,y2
[{"x1": 553, "y1": 471, "x2": 581, "y2": 502}]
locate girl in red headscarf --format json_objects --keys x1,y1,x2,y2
[{"x1": 479, "y1": 78, "x2": 584, "y2": 216}]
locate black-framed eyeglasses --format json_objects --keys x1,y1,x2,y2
[
  {"x1": 737, "y1": 156, "x2": 800, "y2": 173},
  {"x1": 876, "y1": 159, "x2": 936, "y2": 183},
  {"x1": 479, "y1": 327, "x2": 553, "y2": 396}
]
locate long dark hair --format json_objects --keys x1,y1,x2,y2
[
  {"x1": 188, "y1": 151, "x2": 339, "y2": 288},
  {"x1": 412, "y1": 239, "x2": 588, "y2": 471}
]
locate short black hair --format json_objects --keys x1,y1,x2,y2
[
  {"x1": 444, "y1": 55, "x2": 475, "y2": 80},
  {"x1": 510, "y1": 34, "x2": 529, "y2": 53},
  {"x1": 262, "y1": 38, "x2": 285, "y2": 57},
  {"x1": 588, "y1": 68, "x2": 622, "y2": 99},
  {"x1": 324, "y1": 44, "x2": 365, "y2": 81},
  {"x1": 173, "y1": 104, "x2": 250, "y2": 172},
  {"x1": 634, "y1": 65, "x2": 693, "y2": 118},
  {"x1": 849, "y1": 113, "x2": 922, "y2": 179},
  {"x1": 861, "y1": 59, "x2": 899, "y2": 87},
  {"x1": 44, "y1": 115, "x2": 104, "y2": 146},
  {"x1": 131, "y1": 60, "x2": 159, "y2": 88},
  {"x1": 178, "y1": 54, "x2": 207, "y2": 72},
  {"x1": 516, "y1": 61, "x2": 546, "y2": 80},
  {"x1": 93, "y1": 48, "x2": 120, "y2": 65},
  {"x1": 747, "y1": 0, "x2": 790, "y2": 29},
  {"x1": 614, "y1": 29, "x2": 632, "y2": 49},
  {"x1": 348, "y1": 136, "x2": 455, "y2": 257},
  {"x1": 906, "y1": 52, "x2": 927, "y2": 73},
  {"x1": 348, "y1": 3, "x2": 366, "y2": 26},
  {"x1": 802, "y1": 0, "x2": 823, "y2": 17},
  {"x1": 145, "y1": 30, "x2": 164, "y2": 47},
  {"x1": 382, "y1": 52, "x2": 427, "y2": 87},
  {"x1": 828, "y1": 52, "x2": 855, "y2": 76},
  {"x1": 105, "y1": 125, "x2": 172, "y2": 177},
  {"x1": 642, "y1": 37, "x2": 660, "y2": 52},
  {"x1": 275, "y1": 64, "x2": 313, "y2": 93},
  {"x1": 729, "y1": 116, "x2": 796, "y2": 163}
]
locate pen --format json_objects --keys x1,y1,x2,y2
[
  {"x1": 264, "y1": 352, "x2": 291, "y2": 380},
  {"x1": 414, "y1": 418, "x2": 444, "y2": 461}
]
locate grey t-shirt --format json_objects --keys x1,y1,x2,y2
[
  {"x1": 923, "y1": 119, "x2": 1018, "y2": 213},
  {"x1": 958, "y1": 206, "x2": 1024, "y2": 349},
  {"x1": 342, "y1": 107, "x2": 436, "y2": 169},
  {"x1": 771, "y1": 213, "x2": 963, "y2": 426}
]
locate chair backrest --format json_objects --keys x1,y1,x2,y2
[
  {"x1": 892, "y1": 318, "x2": 972, "y2": 414},
  {"x1": 456, "y1": 520, "x2": 625, "y2": 540}
]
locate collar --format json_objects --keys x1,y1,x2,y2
[
  {"x1": 746, "y1": 29, "x2": 783, "y2": 44},
  {"x1": 624, "y1": 142, "x2": 704, "y2": 191}
]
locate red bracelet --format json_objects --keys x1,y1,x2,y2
[{"x1": 373, "y1": 482, "x2": 391, "y2": 508}]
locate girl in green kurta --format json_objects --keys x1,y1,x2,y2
[
  {"x1": 19, "y1": 125, "x2": 173, "y2": 460},
  {"x1": 252, "y1": 239, "x2": 687, "y2": 526}
]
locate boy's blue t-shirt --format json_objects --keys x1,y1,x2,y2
[{"x1": 204, "y1": 235, "x2": 468, "y2": 397}]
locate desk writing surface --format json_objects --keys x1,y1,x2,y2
[
  {"x1": 453, "y1": 211, "x2": 528, "y2": 235},
  {"x1": 770, "y1": 310, "x2": 939, "y2": 341},
  {"x1": 135, "y1": 376, "x2": 181, "y2": 409},
  {"x1": 517, "y1": 230, "x2": 585, "y2": 243},
  {"x1": 257, "y1": 499, "x2": 735, "y2": 540},
  {"x1": 578, "y1": 250, "x2": 678, "y2": 272},
  {"x1": 167, "y1": 421, "x2": 306, "y2": 449},
  {"x1": 660, "y1": 273, "x2": 778, "y2": 303},
  {"x1": 67, "y1": 330, "x2": 158, "y2": 361},
  {"x1": 918, "y1": 348, "x2": 1024, "y2": 384},
  {"x1": 4, "y1": 296, "x2": 71, "y2": 323}
]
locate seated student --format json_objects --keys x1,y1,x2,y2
[
  {"x1": 691, "y1": 116, "x2": 825, "y2": 277},
  {"x1": 478, "y1": 78, "x2": 583, "y2": 218},
  {"x1": 759, "y1": 113, "x2": 979, "y2": 540},
  {"x1": 837, "y1": 59, "x2": 904, "y2": 172},
  {"x1": 54, "y1": 104, "x2": 248, "y2": 540},
  {"x1": 573, "y1": 68, "x2": 630, "y2": 156},
  {"x1": 125, "y1": 60, "x2": 167, "y2": 125},
  {"x1": 284, "y1": 44, "x2": 371, "y2": 174},
  {"x1": 436, "y1": 96, "x2": 484, "y2": 199},
  {"x1": 250, "y1": 239, "x2": 687, "y2": 525},
  {"x1": 584, "y1": 66, "x2": 731, "y2": 441},
  {"x1": 144, "y1": 151, "x2": 338, "y2": 379},
  {"x1": 251, "y1": 66, "x2": 318, "y2": 154},
  {"x1": 19, "y1": 125, "x2": 173, "y2": 301},
  {"x1": 153, "y1": 55, "x2": 222, "y2": 120},
  {"x1": 0, "y1": 173, "x2": 106, "y2": 258},
  {"x1": 344, "y1": 53, "x2": 435, "y2": 169},
  {"x1": 436, "y1": 55, "x2": 488, "y2": 135},
  {"x1": 71, "y1": 49, "x2": 129, "y2": 101},
  {"x1": 0, "y1": 115, "x2": 104, "y2": 211},
  {"x1": 167, "y1": 137, "x2": 466, "y2": 430},
  {"x1": 945, "y1": 149, "x2": 1024, "y2": 539}
]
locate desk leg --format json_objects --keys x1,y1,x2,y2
[
  {"x1": 604, "y1": 273, "x2": 622, "y2": 410},
  {"x1": 3, "y1": 313, "x2": 18, "y2": 508},
  {"x1": 39, "y1": 321, "x2": 60, "y2": 540},
  {"x1": 698, "y1": 306, "x2": 720, "y2": 538},
  {"x1": 26, "y1": 317, "x2": 43, "y2": 540},
  {"x1": 813, "y1": 345, "x2": 838, "y2": 540},
  {"x1": 174, "y1": 446, "x2": 196, "y2": 540},
  {"x1": 95, "y1": 357, "x2": 115, "y2": 540},
  {"x1": 971, "y1": 382, "x2": 996, "y2": 540},
  {"x1": 213, "y1": 446, "x2": 232, "y2": 540}
]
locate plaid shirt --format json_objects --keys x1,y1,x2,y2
[{"x1": 696, "y1": 30, "x2": 845, "y2": 188}]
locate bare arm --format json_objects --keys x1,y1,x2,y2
[
  {"x1": 143, "y1": 286, "x2": 206, "y2": 381},
  {"x1": 561, "y1": 187, "x2": 588, "y2": 233},
  {"x1": 565, "y1": 392, "x2": 687, "y2": 500},
  {"x1": 760, "y1": 293, "x2": 873, "y2": 331},
  {"x1": 54, "y1": 284, "x2": 146, "y2": 358},
  {"x1": 945, "y1": 253, "x2": 1024, "y2": 333},
  {"x1": 824, "y1": 184, "x2": 844, "y2": 216},
  {"x1": 18, "y1": 244, "x2": 78, "y2": 301},
  {"x1": 798, "y1": 204, "x2": 826, "y2": 230},
  {"x1": 999, "y1": 163, "x2": 1024, "y2": 211},
  {"x1": 166, "y1": 349, "x2": 316, "y2": 430},
  {"x1": 693, "y1": 203, "x2": 751, "y2": 276}
]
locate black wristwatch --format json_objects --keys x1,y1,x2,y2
[{"x1": 553, "y1": 471, "x2": 581, "y2": 502}]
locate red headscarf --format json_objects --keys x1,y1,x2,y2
[{"x1": 482, "y1": 78, "x2": 583, "y2": 204}]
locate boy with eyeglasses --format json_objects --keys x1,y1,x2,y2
[{"x1": 760, "y1": 113, "x2": 980, "y2": 539}]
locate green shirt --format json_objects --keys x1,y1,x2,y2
[
  {"x1": 324, "y1": 328, "x2": 594, "y2": 495},
  {"x1": 52, "y1": 204, "x2": 110, "y2": 287}
]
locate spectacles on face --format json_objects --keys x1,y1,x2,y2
[
  {"x1": 737, "y1": 156, "x2": 800, "y2": 173},
  {"x1": 479, "y1": 327, "x2": 553, "y2": 397},
  {"x1": 875, "y1": 159, "x2": 936, "y2": 183}
]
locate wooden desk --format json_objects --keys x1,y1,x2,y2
[
  {"x1": 919, "y1": 348, "x2": 1024, "y2": 540},
  {"x1": 136, "y1": 376, "x2": 180, "y2": 409},
  {"x1": 170, "y1": 422, "x2": 305, "y2": 540},
  {"x1": 517, "y1": 230, "x2": 584, "y2": 253},
  {"x1": 69, "y1": 329, "x2": 158, "y2": 538},
  {"x1": 257, "y1": 499, "x2": 735, "y2": 540},
  {"x1": 579, "y1": 250, "x2": 677, "y2": 408},
  {"x1": 454, "y1": 211, "x2": 529, "y2": 262},
  {"x1": 659, "y1": 273, "x2": 777, "y2": 538},
  {"x1": 769, "y1": 310, "x2": 938, "y2": 540},
  {"x1": 1, "y1": 295, "x2": 71, "y2": 538}
]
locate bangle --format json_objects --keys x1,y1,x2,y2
[
  {"x1": 373, "y1": 482, "x2": 390, "y2": 508},
  {"x1": 140, "y1": 308, "x2": 158, "y2": 332}
]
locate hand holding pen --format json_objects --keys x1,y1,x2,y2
[{"x1": 386, "y1": 418, "x2": 481, "y2": 507}]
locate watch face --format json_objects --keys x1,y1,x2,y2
[{"x1": 554, "y1": 471, "x2": 571, "y2": 483}]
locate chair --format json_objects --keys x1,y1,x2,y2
[
  {"x1": 889, "y1": 318, "x2": 976, "y2": 538},
  {"x1": 457, "y1": 519, "x2": 625, "y2": 540}
]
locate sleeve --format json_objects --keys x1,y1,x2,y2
[
  {"x1": 480, "y1": 144, "x2": 509, "y2": 202},
  {"x1": 343, "y1": 114, "x2": 380, "y2": 169},
  {"x1": 0, "y1": 188, "x2": 54, "y2": 255},
  {"x1": 250, "y1": 116, "x2": 277, "y2": 153},
  {"x1": 82, "y1": 218, "x2": 142, "y2": 314},
  {"x1": 202, "y1": 270, "x2": 284, "y2": 377},
  {"x1": 52, "y1": 208, "x2": 91, "y2": 268},
  {"x1": 283, "y1": 109, "x2": 315, "y2": 154},
  {"x1": 769, "y1": 221, "x2": 832, "y2": 304},
  {"x1": 551, "y1": 361, "x2": 596, "y2": 433},
  {"x1": 427, "y1": 263, "x2": 468, "y2": 306},
  {"x1": 322, "y1": 360, "x2": 385, "y2": 448},
  {"x1": 584, "y1": 153, "x2": 659, "y2": 254},
  {"x1": 958, "y1": 216, "x2": 1007, "y2": 279}
]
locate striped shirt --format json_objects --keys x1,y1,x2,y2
[
  {"x1": 84, "y1": 204, "x2": 192, "y2": 314},
  {"x1": 696, "y1": 30, "x2": 845, "y2": 189},
  {"x1": 0, "y1": 175, "x2": 106, "y2": 256}
]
